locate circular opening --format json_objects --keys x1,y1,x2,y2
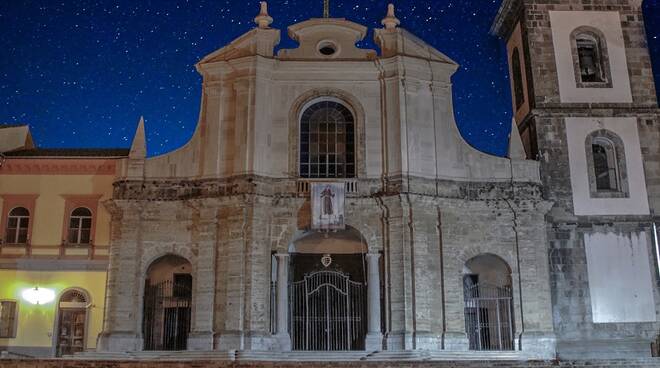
[
  {"x1": 319, "y1": 45, "x2": 336, "y2": 56},
  {"x1": 318, "y1": 41, "x2": 337, "y2": 56}
]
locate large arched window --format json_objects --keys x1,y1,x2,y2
[
  {"x1": 511, "y1": 47, "x2": 525, "y2": 110},
  {"x1": 299, "y1": 100, "x2": 355, "y2": 179},
  {"x1": 68, "y1": 207, "x2": 92, "y2": 245},
  {"x1": 5, "y1": 207, "x2": 29, "y2": 244}
]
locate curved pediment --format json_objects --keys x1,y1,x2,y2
[{"x1": 278, "y1": 18, "x2": 376, "y2": 60}]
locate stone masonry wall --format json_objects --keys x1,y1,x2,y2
[
  {"x1": 98, "y1": 177, "x2": 555, "y2": 357},
  {"x1": 504, "y1": 0, "x2": 660, "y2": 358}
]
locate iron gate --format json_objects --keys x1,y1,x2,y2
[
  {"x1": 143, "y1": 279, "x2": 192, "y2": 351},
  {"x1": 290, "y1": 270, "x2": 366, "y2": 351},
  {"x1": 463, "y1": 283, "x2": 514, "y2": 351}
]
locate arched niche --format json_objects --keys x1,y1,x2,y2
[{"x1": 143, "y1": 254, "x2": 193, "y2": 351}]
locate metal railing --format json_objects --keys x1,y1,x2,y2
[
  {"x1": 289, "y1": 270, "x2": 366, "y2": 351},
  {"x1": 463, "y1": 283, "x2": 514, "y2": 351},
  {"x1": 143, "y1": 280, "x2": 192, "y2": 351},
  {"x1": 296, "y1": 179, "x2": 359, "y2": 196}
]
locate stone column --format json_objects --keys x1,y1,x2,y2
[
  {"x1": 96, "y1": 201, "x2": 143, "y2": 352},
  {"x1": 187, "y1": 206, "x2": 217, "y2": 351},
  {"x1": 365, "y1": 252, "x2": 383, "y2": 351},
  {"x1": 274, "y1": 253, "x2": 291, "y2": 351}
]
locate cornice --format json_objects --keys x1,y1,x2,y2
[{"x1": 0, "y1": 158, "x2": 118, "y2": 175}]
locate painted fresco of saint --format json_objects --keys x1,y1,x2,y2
[{"x1": 321, "y1": 186, "x2": 335, "y2": 216}]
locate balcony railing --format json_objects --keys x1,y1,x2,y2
[{"x1": 296, "y1": 179, "x2": 359, "y2": 196}]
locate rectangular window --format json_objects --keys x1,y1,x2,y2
[
  {"x1": 173, "y1": 274, "x2": 192, "y2": 299},
  {"x1": 0, "y1": 300, "x2": 17, "y2": 338}
]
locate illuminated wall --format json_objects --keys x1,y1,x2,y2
[
  {"x1": 0, "y1": 155, "x2": 120, "y2": 355},
  {"x1": 0, "y1": 270, "x2": 107, "y2": 352}
]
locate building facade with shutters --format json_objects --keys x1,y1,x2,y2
[{"x1": 1, "y1": 0, "x2": 660, "y2": 361}]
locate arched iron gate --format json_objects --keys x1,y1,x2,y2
[
  {"x1": 463, "y1": 282, "x2": 514, "y2": 351},
  {"x1": 143, "y1": 278, "x2": 192, "y2": 351},
  {"x1": 290, "y1": 270, "x2": 366, "y2": 351}
]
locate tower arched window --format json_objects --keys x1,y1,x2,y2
[
  {"x1": 5, "y1": 207, "x2": 29, "y2": 244},
  {"x1": 68, "y1": 207, "x2": 92, "y2": 245},
  {"x1": 511, "y1": 47, "x2": 525, "y2": 110},
  {"x1": 592, "y1": 138, "x2": 619, "y2": 191},
  {"x1": 585, "y1": 130, "x2": 628, "y2": 198},
  {"x1": 575, "y1": 32, "x2": 605, "y2": 83},
  {"x1": 299, "y1": 100, "x2": 355, "y2": 178}
]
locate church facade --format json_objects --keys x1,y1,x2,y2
[
  {"x1": 97, "y1": 1, "x2": 557, "y2": 358},
  {"x1": 1, "y1": 0, "x2": 660, "y2": 361}
]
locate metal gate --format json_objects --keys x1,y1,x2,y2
[
  {"x1": 463, "y1": 282, "x2": 514, "y2": 351},
  {"x1": 143, "y1": 279, "x2": 192, "y2": 351},
  {"x1": 290, "y1": 270, "x2": 366, "y2": 351}
]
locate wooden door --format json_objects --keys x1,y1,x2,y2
[{"x1": 56, "y1": 308, "x2": 86, "y2": 357}]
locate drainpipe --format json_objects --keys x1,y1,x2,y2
[
  {"x1": 507, "y1": 157, "x2": 525, "y2": 351},
  {"x1": 652, "y1": 216, "x2": 660, "y2": 280}
]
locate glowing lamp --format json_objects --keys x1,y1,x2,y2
[{"x1": 22, "y1": 287, "x2": 55, "y2": 305}]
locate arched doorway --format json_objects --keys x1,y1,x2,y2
[
  {"x1": 55, "y1": 289, "x2": 90, "y2": 357},
  {"x1": 287, "y1": 227, "x2": 368, "y2": 351},
  {"x1": 142, "y1": 255, "x2": 192, "y2": 351},
  {"x1": 463, "y1": 254, "x2": 514, "y2": 351}
]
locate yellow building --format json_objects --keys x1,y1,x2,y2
[{"x1": 0, "y1": 125, "x2": 127, "y2": 357}]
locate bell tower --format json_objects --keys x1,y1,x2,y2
[{"x1": 493, "y1": 0, "x2": 660, "y2": 360}]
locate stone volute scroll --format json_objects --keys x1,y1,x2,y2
[{"x1": 254, "y1": 1, "x2": 273, "y2": 29}]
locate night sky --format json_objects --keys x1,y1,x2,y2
[{"x1": 1, "y1": 1, "x2": 659, "y2": 157}]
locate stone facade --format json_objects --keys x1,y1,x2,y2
[
  {"x1": 493, "y1": 0, "x2": 660, "y2": 360},
  {"x1": 96, "y1": 4, "x2": 557, "y2": 359}
]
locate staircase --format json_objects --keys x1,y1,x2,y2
[{"x1": 1, "y1": 351, "x2": 659, "y2": 368}]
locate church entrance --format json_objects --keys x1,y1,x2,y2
[
  {"x1": 289, "y1": 253, "x2": 367, "y2": 351},
  {"x1": 142, "y1": 255, "x2": 193, "y2": 351},
  {"x1": 287, "y1": 227, "x2": 372, "y2": 351},
  {"x1": 463, "y1": 254, "x2": 515, "y2": 351}
]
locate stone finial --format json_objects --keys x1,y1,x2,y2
[
  {"x1": 129, "y1": 116, "x2": 147, "y2": 159},
  {"x1": 254, "y1": 1, "x2": 273, "y2": 29},
  {"x1": 508, "y1": 118, "x2": 526, "y2": 160},
  {"x1": 381, "y1": 4, "x2": 400, "y2": 30}
]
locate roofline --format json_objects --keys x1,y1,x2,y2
[
  {"x1": 3, "y1": 148, "x2": 130, "y2": 158},
  {"x1": 0, "y1": 124, "x2": 30, "y2": 129},
  {"x1": 490, "y1": 0, "x2": 519, "y2": 38},
  {"x1": 4, "y1": 155, "x2": 128, "y2": 159}
]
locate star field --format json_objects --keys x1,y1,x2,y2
[{"x1": 0, "y1": 1, "x2": 659, "y2": 156}]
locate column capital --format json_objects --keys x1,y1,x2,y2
[
  {"x1": 275, "y1": 252, "x2": 290, "y2": 259},
  {"x1": 366, "y1": 252, "x2": 381, "y2": 260}
]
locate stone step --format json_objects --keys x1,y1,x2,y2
[
  {"x1": 0, "y1": 359, "x2": 660, "y2": 368},
  {"x1": 58, "y1": 350, "x2": 660, "y2": 367},
  {"x1": 71, "y1": 350, "x2": 524, "y2": 362},
  {"x1": 2, "y1": 356, "x2": 660, "y2": 368}
]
